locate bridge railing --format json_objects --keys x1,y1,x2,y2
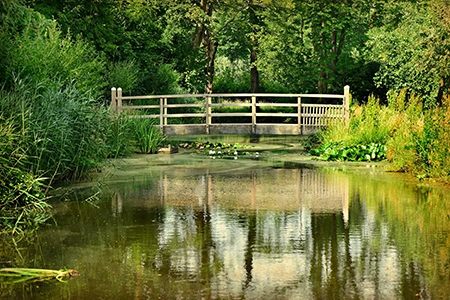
[{"x1": 110, "y1": 86, "x2": 350, "y2": 135}]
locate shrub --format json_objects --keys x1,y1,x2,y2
[
  {"x1": 385, "y1": 91, "x2": 424, "y2": 172},
  {"x1": 4, "y1": 18, "x2": 106, "y2": 99},
  {"x1": 312, "y1": 94, "x2": 397, "y2": 161},
  {"x1": 107, "y1": 60, "x2": 139, "y2": 97},
  {"x1": 410, "y1": 96, "x2": 450, "y2": 180}
]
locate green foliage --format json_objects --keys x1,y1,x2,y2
[
  {"x1": 398, "y1": 96, "x2": 450, "y2": 180},
  {"x1": 0, "y1": 268, "x2": 79, "y2": 283},
  {"x1": 178, "y1": 141, "x2": 254, "y2": 159},
  {"x1": 366, "y1": 1, "x2": 442, "y2": 107},
  {"x1": 107, "y1": 60, "x2": 139, "y2": 96},
  {"x1": 316, "y1": 95, "x2": 396, "y2": 150},
  {"x1": 313, "y1": 89, "x2": 450, "y2": 181},
  {"x1": 12, "y1": 83, "x2": 112, "y2": 181},
  {"x1": 214, "y1": 58, "x2": 250, "y2": 93},
  {"x1": 104, "y1": 113, "x2": 135, "y2": 158},
  {"x1": 128, "y1": 117, "x2": 167, "y2": 154},
  {"x1": 311, "y1": 94, "x2": 402, "y2": 162},
  {"x1": 311, "y1": 142, "x2": 387, "y2": 162},
  {"x1": 3, "y1": 13, "x2": 106, "y2": 99},
  {"x1": 142, "y1": 64, "x2": 183, "y2": 95},
  {"x1": 0, "y1": 117, "x2": 51, "y2": 234}
]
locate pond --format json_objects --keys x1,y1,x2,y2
[{"x1": 1, "y1": 137, "x2": 449, "y2": 299}]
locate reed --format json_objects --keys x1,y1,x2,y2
[
  {"x1": 0, "y1": 268, "x2": 79, "y2": 283},
  {"x1": 128, "y1": 115, "x2": 167, "y2": 154}
]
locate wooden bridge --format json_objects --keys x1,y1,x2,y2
[{"x1": 110, "y1": 86, "x2": 350, "y2": 135}]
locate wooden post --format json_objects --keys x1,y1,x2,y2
[
  {"x1": 117, "y1": 88, "x2": 122, "y2": 114},
  {"x1": 252, "y1": 95, "x2": 256, "y2": 134},
  {"x1": 298, "y1": 96, "x2": 302, "y2": 135},
  {"x1": 344, "y1": 85, "x2": 350, "y2": 123},
  {"x1": 164, "y1": 98, "x2": 168, "y2": 126},
  {"x1": 159, "y1": 98, "x2": 164, "y2": 131},
  {"x1": 110, "y1": 87, "x2": 117, "y2": 110},
  {"x1": 206, "y1": 95, "x2": 211, "y2": 134}
]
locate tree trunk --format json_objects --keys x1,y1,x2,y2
[
  {"x1": 249, "y1": 2, "x2": 260, "y2": 93},
  {"x1": 317, "y1": 70, "x2": 328, "y2": 94},
  {"x1": 192, "y1": 0, "x2": 217, "y2": 94},
  {"x1": 250, "y1": 49, "x2": 259, "y2": 93},
  {"x1": 205, "y1": 41, "x2": 219, "y2": 94},
  {"x1": 436, "y1": 76, "x2": 448, "y2": 106}
]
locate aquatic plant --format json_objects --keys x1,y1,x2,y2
[
  {"x1": 178, "y1": 141, "x2": 250, "y2": 151},
  {"x1": 313, "y1": 90, "x2": 450, "y2": 181},
  {"x1": 177, "y1": 141, "x2": 258, "y2": 159},
  {"x1": 0, "y1": 117, "x2": 51, "y2": 234},
  {"x1": 311, "y1": 142, "x2": 387, "y2": 162},
  {"x1": 0, "y1": 268, "x2": 79, "y2": 283},
  {"x1": 128, "y1": 116, "x2": 167, "y2": 154}
]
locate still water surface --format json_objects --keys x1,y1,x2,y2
[{"x1": 1, "y1": 148, "x2": 450, "y2": 299}]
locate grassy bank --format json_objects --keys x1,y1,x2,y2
[{"x1": 311, "y1": 90, "x2": 450, "y2": 182}]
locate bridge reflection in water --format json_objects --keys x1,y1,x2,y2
[
  {"x1": 107, "y1": 167, "x2": 418, "y2": 299},
  {"x1": 156, "y1": 168, "x2": 349, "y2": 222}
]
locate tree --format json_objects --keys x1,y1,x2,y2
[
  {"x1": 190, "y1": 0, "x2": 219, "y2": 93},
  {"x1": 302, "y1": 0, "x2": 374, "y2": 95},
  {"x1": 365, "y1": 1, "x2": 446, "y2": 107},
  {"x1": 429, "y1": 0, "x2": 450, "y2": 105}
]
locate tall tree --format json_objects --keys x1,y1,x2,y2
[
  {"x1": 366, "y1": 1, "x2": 447, "y2": 106},
  {"x1": 429, "y1": 0, "x2": 450, "y2": 105},
  {"x1": 305, "y1": 0, "x2": 366, "y2": 95},
  {"x1": 191, "y1": 0, "x2": 219, "y2": 93}
]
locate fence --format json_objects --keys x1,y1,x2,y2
[{"x1": 110, "y1": 86, "x2": 350, "y2": 135}]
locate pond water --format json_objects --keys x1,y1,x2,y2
[{"x1": 1, "y1": 139, "x2": 450, "y2": 300}]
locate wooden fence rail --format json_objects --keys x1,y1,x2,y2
[{"x1": 110, "y1": 86, "x2": 350, "y2": 135}]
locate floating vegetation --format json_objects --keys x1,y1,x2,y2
[
  {"x1": 178, "y1": 141, "x2": 251, "y2": 151},
  {"x1": 177, "y1": 141, "x2": 259, "y2": 159},
  {"x1": 0, "y1": 268, "x2": 80, "y2": 283}
]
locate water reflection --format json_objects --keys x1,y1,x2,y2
[{"x1": 1, "y1": 166, "x2": 449, "y2": 299}]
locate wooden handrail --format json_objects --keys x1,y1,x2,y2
[{"x1": 110, "y1": 87, "x2": 350, "y2": 135}]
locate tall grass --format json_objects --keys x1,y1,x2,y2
[
  {"x1": 128, "y1": 115, "x2": 166, "y2": 154},
  {"x1": 315, "y1": 89, "x2": 450, "y2": 181},
  {"x1": 0, "y1": 116, "x2": 51, "y2": 234},
  {"x1": 392, "y1": 95, "x2": 450, "y2": 180}
]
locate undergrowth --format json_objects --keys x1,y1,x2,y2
[{"x1": 312, "y1": 89, "x2": 450, "y2": 182}]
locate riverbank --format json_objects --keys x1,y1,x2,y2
[{"x1": 66, "y1": 135, "x2": 412, "y2": 192}]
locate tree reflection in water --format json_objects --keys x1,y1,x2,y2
[{"x1": 0, "y1": 167, "x2": 447, "y2": 299}]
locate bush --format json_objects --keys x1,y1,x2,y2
[
  {"x1": 313, "y1": 89, "x2": 450, "y2": 182},
  {"x1": 409, "y1": 96, "x2": 450, "y2": 180},
  {"x1": 214, "y1": 69, "x2": 251, "y2": 93},
  {"x1": 106, "y1": 60, "x2": 139, "y2": 97},
  {"x1": 4, "y1": 16, "x2": 106, "y2": 99}
]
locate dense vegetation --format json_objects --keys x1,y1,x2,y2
[{"x1": 1, "y1": 0, "x2": 449, "y2": 233}]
